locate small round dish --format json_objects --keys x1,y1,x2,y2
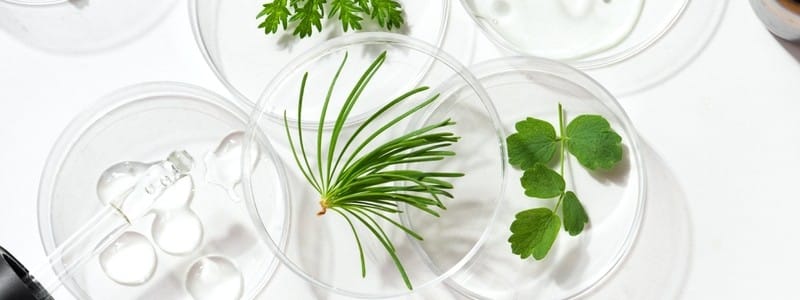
[
  {"x1": 437, "y1": 57, "x2": 646, "y2": 299},
  {"x1": 0, "y1": 0, "x2": 176, "y2": 53},
  {"x1": 243, "y1": 33, "x2": 506, "y2": 298},
  {"x1": 460, "y1": 0, "x2": 728, "y2": 95},
  {"x1": 37, "y1": 82, "x2": 289, "y2": 299},
  {"x1": 190, "y1": 0, "x2": 450, "y2": 105}
]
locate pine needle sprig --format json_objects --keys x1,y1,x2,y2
[{"x1": 282, "y1": 51, "x2": 462, "y2": 289}]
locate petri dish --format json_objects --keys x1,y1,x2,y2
[
  {"x1": 0, "y1": 0, "x2": 177, "y2": 53},
  {"x1": 436, "y1": 57, "x2": 646, "y2": 299},
  {"x1": 242, "y1": 33, "x2": 506, "y2": 298},
  {"x1": 460, "y1": 0, "x2": 728, "y2": 95},
  {"x1": 190, "y1": 0, "x2": 450, "y2": 106},
  {"x1": 36, "y1": 82, "x2": 289, "y2": 299}
]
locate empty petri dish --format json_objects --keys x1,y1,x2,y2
[
  {"x1": 243, "y1": 33, "x2": 506, "y2": 298},
  {"x1": 190, "y1": 0, "x2": 450, "y2": 106},
  {"x1": 460, "y1": 0, "x2": 728, "y2": 95},
  {"x1": 0, "y1": 0, "x2": 177, "y2": 53},
  {"x1": 433, "y1": 56, "x2": 645, "y2": 299},
  {"x1": 36, "y1": 82, "x2": 289, "y2": 299}
]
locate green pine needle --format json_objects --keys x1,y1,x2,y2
[{"x1": 283, "y1": 51, "x2": 462, "y2": 290}]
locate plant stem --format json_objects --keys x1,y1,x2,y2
[{"x1": 555, "y1": 103, "x2": 567, "y2": 212}]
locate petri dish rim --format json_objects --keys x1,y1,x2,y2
[
  {"x1": 188, "y1": 0, "x2": 452, "y2": 106},
  {"x1": 36, "y1": 81, "x2": 291, "y2": 300},
  {"x1": 458, "y1": 0, "x2": 690, "y2": 69},
  {"x1": 1, "y1": 0, "x2": 66, "y2": 5},
  {"x1": 444, "y1": 56, "x2": 647, "y2": 299},
  {"x1": 241, "y1": 32, "x2": 507, "y2": 299}
]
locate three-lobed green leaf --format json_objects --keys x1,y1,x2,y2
[
  {"x1": 520, "y1": 163, "x2": 564, "y2": 198},
  {"x1": 565, "y1": 115, "x2": 623, "y2": 170},
  {"x1": 562, "y1": 191, "x2": 589, "y2": 236},
  {"x1": 506, "y1": 117, "x2": 558, "y2": 170},
  {"x1": 509, "y1": 208, "x2": 561, "y2": 260}
]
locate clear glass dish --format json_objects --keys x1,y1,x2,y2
[
  {"x1": 0, "y1": 0, "x2": 176, "y2": 53},
  {"x1": 438, "y1": 57, "x2": 646, "y2": 299},
  {"x1": 242, "y1": 32, "x2": 506, "y2": 298},
  {"x1": 36, "y1": 82, "x2": 289, "y2": 299},
  {"x1": 190, "y1": 0, "x2": 450, "y2": 105},
  {"x1": 460, "y1": 0, "x2": 728, "y2": 95}
]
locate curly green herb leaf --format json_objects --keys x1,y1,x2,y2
[{"x1": 258, "y1": 0, "x2": 405, "y2": 39}]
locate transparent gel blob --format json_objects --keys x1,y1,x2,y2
[
  {"x1": 151, "y1": 208, "x2": 204, "y2": 255},
  {"x1": 96, "y1": 161, "x2": 151, "y2": 206},
  {"x1": 98, "y1": 232, "x2": 157, "y2": 286},
  {"x1": 204, "y1": 131, "x2": 260, "y2": 202},
  {"x1": 186, "y1": 256, "x2": 243, "y2": 300},
  {"x1": 151, "y1": 176, "x2": 194, "y2": 211},
  {"x1": 465, "y1": 0, "x2": 644, "y2": 59}
]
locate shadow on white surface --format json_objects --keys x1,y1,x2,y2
[
  {"x1": 778, "y1": 38, "x2": 800, "y2": 63},
  {"x1": 585, "y1": 140, "x2": 692, "y2": 299}
]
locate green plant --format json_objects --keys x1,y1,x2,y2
[
  {"x1": 506, "y1": 104, "x2": 623, "y2": 260},
  {"x1": 282, "y1": 51, "x2": 462, "y2": 289},
  {"x1": 258, "y1": 0, "x2": 404, "y2": 39}
]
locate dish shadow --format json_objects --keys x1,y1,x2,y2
[
  {"x1": 777, "y1": 38, "x2": 800, "y2": 63},
  {"x1": 584, "y1": 139, "x2": 693, "y2": 299}
]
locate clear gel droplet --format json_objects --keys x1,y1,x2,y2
[
  {"x1": 99, "y1": 232, "x2": 156, "y2": 286},
  {"x1": 96, "y1": 161, "x2": 151, "y2": 206},
  {"x1": 205, "y1": 131, "x2": 260, "y2": 202},
  {"x1": 151, "y1": 208, "x2": 204, "y2": 255},
  {"x1": 186, "y1": 256, "x2": 243, "y2": 300}
]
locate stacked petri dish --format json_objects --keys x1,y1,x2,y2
[
  {"x1": 243, "y1": 32, "x2": 507, "y2": 299},
  {"x1": 190, "y1": 0, "x2": 452, "y2": 105},
  {"x1": 25, "y1": 1, "x2": 660, "y2": 299},
  {"x1": 242, "y1": 33, "x2": 646, "y2": 299},
  {"x1": 459, "y1": 0, "x2": 729, "y2": 94},
  {"x1": 0, "y1": 0, "x2": 177, "y2": 53},
  {"x1": 37, "y1": 83, "x2": 289, "y2": 299}
]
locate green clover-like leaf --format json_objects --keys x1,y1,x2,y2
[
  {"x1": 562, "y1": 191, "x2": 589, "y2": 236},
  {"x1": 565, "y1": 115, "x2": 623, "y2": 170},
  {"x1": 520, "y1": 163, "x2": 565, "y2": 199},
  {"x1": 509, "y1": 208, "x2": 561, "y2": 260},
  {"x1": 506, "y1": 117, "x2": 558, "y2": 170}
]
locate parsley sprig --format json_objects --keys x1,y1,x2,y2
[
  {"x1": 258, "y1": 0, "x2": 405, "y2": 38},
  {"x1": 283, "y1": 51, "x2": 462, "y2": 289},
  {"x1": 507, "y1": 104, "x2": 622, "y2": 260}
]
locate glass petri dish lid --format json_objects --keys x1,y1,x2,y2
[
  {"x1": 436, "y1": 57, "x2": 646, "y2": 299},
  {"x1": 243, "y1": 32, "x2": 506, "y2": 298},
  {"x1": 37, "y1": 82, "x2": 289, "y2": 299},
  {"x1": 460, "y1": 0, "x2": 728, "y2": 95},
  {"x1": 190, "y1": 0, "x2": 450, "y2": 106},
  {"x1": 0, "y1": 0, "x2": 176, "y2": 53}
]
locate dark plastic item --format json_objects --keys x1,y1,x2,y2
[{"x1": 0, "y1": 246, "x2": 51, "y2": 300}]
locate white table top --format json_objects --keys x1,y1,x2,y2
[{"x1": 0, "y1": 1, "x2": 797, "y2": 299}]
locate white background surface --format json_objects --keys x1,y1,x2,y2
[{"x1": 0, "y1": 0, "x2": 798, "y2": 299}]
